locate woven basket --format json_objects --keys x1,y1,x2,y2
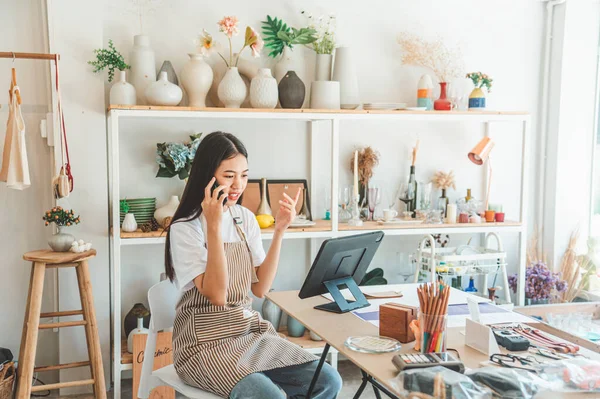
[{"x1": 0, "y1": 362, "x2": 15, "y2": 399}]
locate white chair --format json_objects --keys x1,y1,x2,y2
[{"x1": 138, "y1": 280, "x2": 221, "y2": 398}]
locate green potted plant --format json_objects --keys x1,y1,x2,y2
[
  {"x1": 466, "y1": 71, "x2": 493, "y2": 110},
  {"x1": 89, "y1": 39, "x2": 136, "y2": 105},
  {"x1": 262, "y1": 15, "x2": 317, "y2": 82},
  {"x1": 43, "y1": 206, "x2": 80, "y2": 252}
]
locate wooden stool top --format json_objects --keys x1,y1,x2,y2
[{"x1": 23, "y1": 249, "x2": 97, "y2": 264}]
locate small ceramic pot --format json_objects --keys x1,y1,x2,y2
[
  {"x1": 495, "y1": 212, "x2": 505, "y2": 222},
  {"x1": 287, "y1": 316, "x2": 305, "y2": 337},
  {"x1": 484, "y1": 210, "x2": 496, "y2": 223},
  {"x1": 458, "y1": 213, "x2": 469, "y2": 223},
  {"x1": 48, "y1": 227, "x2": 75, "y2": 252}
]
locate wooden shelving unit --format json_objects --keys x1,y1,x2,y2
[{"x1": 107, "y1": 105, "x2": 531, "y2": 397}]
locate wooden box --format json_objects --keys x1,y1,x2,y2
[{"x1": 379, "y1": 303, "x2": 417, "y2": 343}]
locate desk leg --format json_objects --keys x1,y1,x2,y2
[
  {"x1": 363, "y1": 371, "x2": 382, "y2": 399},
  {"x1": 306, "y1": 343, "x2": 330, "y2": 399},
  {"x1": 352, "y1": 376, "x2": 368, "y2": 399}
]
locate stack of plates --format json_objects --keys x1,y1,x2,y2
[
  {"x1": 363, "y1": 103, "x2": 407, "y2": 110},
  {"x1": 120, "y1": 197, "x2": 156, "y2": 226}
]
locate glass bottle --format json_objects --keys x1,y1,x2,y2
[
  {"x1": 465, "y1": 188, "x2": 472, "y2": 203},
  {"x1": 438, "y1": 188, "x2": 449, "y2": 217},
  {"x1": 408, "y1": 166, "x2": 417, "y2": 217},
  {"x1": 257, "y1": 178, "x2": 272, "y2": 215},
  {"x1": 464, "y1": 277, "x2": 477, "y2": 292}
]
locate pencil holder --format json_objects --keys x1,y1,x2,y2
[{"x1": 418, "y1": 312, "x2": 448, "y2": 353}]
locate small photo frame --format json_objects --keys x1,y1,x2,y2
[{"x1": 240, "y1": 179, "x2": 261, "y2": 214}]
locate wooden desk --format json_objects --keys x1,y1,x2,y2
[{"x1": 267, "y1": 290, "x2": 600, "y2": 399}]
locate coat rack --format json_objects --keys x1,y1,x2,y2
[{"x1": 1, "y1": 52, "x2": 61, "y2": 105}]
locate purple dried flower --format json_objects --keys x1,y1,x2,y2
[{"x1": 508, "y1": 262, "x2": 568, "y2": 300}]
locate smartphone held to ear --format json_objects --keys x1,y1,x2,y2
[{"x1": 212, "y1": 181, "x2": 228, "y2": 205}]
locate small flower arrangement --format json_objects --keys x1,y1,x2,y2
[
  {"x1": 120, "y1": 199, "x2": 130, "y2": 214},
  {"x1": 466, "y1": 72, "x2": 493, "y2": 93},
  {"x1": 88, "y1": 39, "x2": 130, "y2": 82},
  {"x1": 508, "y1": 262, "x2": 567, "y2": 301},
  {"x1": 261, "y1": 15, "x2": 317, "y2": 58},
  {"x1": 197, "y1": 16, "x2": 263, "y2": 67},
  {"x1": 431, "y1": 170, "x2": 456, "y2": 191},
  {"x1": 43, "y1": 206, "x2": 81, "y2": 227},
  {"x1": 302, "y1": 11, "x2": 336, "y2": 54},
  {"x1": 156, "y1": 133, "x2": 202, "y2": 180}
]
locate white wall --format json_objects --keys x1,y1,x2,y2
[
  {"x1": 3, "y1": 0, "x2": 550, "y2": 394},
  {"x1": 0, "y1": 0, "x2": 59, "y2": 384}
]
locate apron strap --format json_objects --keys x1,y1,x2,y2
[{"x1": 229, "y1": 208, "x2": 259, "y2": 283}]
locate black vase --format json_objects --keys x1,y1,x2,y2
[
  {"x1": 124, "y1": 303, "x2": 151, "y2": 338},
  {"x1": 278, "y1": 71, "x2": 305, "y2": 109}
]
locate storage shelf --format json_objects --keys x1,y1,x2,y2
[
  {"x1": 118, "y1": 220, "x2": 522, "y2": 245},
  {"x1": 108, "y1": 105, "x2": 530, "y2": 122}
]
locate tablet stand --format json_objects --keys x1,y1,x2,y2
[{"x1": 315, "y1": 276, "x2": 370, "y2": 313}]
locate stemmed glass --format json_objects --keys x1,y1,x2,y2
[
  {"x1": 367, "y1": 187, "x2": 380, "y2": 221},
  {"x1": 339, "y1": 187, "x2": 352, "y2": 222},
  {"x1": 397, "y1": 182, "x2": 413, "y2": 212}
]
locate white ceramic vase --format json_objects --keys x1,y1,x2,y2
[
  {"x1": 314, "y1": 54, "x2": 333, "y2": 81},
  {"x1": 154, "y1": 195, "x2": 180, "y2": 227},
  {"x1": 180, "y1": 53, "x2": 213, "y2": 107},
  {"x1": 250, "y1": 68, "x2": 278, "y2": 109},
  {"x1": 129, "y1": 35, "x2": 156, "y2": 105},
  {"x1": 145, "y1": 71, "x2": 183, "y2": 106},
  {"x1": 122, "y1": 213, "x2": 138, "y2": 232},
  {"x1": 218, "y1": 67, "x2": 247, "y2": 108},
  {"x1": 127, "y1": 317, "x2": 149, "y2": 353},
  {"x1": 110, "y1": 71, "x2": 136, "y2": 105},
  {"x1": 332, "y1": 47, "x2": 360, "y2": 109},
  {"x1": 310, "y1": 81, "x2": 340, "y2": 109}
]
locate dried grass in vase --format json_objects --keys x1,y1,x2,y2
[
  {"x1": 397, "y1": 32, "x2": 465, "y2": 82},
  {"x1": 561, "y1": 230, "x2": 595, "y2": 302},
  {"x1": 527, "y1": 226, "x2": 548, "y2": 267},
  {"x1": 350, "y1": 146, "x2": 380, "y2": 187},
  {"x1": 431, "y1": 170, "x2": 456, "y2": 192}
]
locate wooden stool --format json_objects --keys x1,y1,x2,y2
[{"x1": 16, "y1": 249, "x2": 106, "y2": 399}]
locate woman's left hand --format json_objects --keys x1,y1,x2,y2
[{"x1": 274, "y1": 187, "x2": 302, "y2": 232}]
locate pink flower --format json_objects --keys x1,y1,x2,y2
[
  {"x1": 218, "y1": 16, "x2": 239, "y2": 38},
  {"x1": 245, "y1": 27, "x2": 263, "y2": 57}
]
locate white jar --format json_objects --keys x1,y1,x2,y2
[
  {"x1": 154, "y1": 195, "x2": 180, "y2": 227},
  {"x1": 110, "y1": 70, "x2": 136, "y2": 105},
  {"x1": 250, "y1": 68, "x2": 278, "y2": 109},
  {"x1": 218, "y1": 67, "x2": 247, "y2": 108},
  {"x1": 121, "y1": 213, "x2": 138, "y2": 232},
  {"x1": 145, "y1": 71, "x2": 183, "y2": 106}
]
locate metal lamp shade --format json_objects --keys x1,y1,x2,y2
[{"x1": 468, "y1": 137, "x2": 494, "y2": 165}]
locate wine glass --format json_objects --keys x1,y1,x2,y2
[
  {"x1": 397, "y1": 181, "x2": 413, "y2": 212},
  {"x1": 339, "y1": 187, "x2": 352, "y2": 222},
  {"x1": 367, "y1": 187, "x2": 380, "y2": 221},
  {"x1": 418, "y1": 181, "x2": 432, "y2": 210}
]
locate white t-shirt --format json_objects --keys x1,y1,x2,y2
[{"x1": 169, "y1": 205, "x2": 266, "y2": 293}]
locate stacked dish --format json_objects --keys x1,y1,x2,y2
[
  {"x1": 363, "y1": 103, "x2": 407, "y2": 110},
  {"x1": 120, "y1": 197, "x2": 156, "y2": 226}
]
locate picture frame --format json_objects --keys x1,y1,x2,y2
[
  {"x1": 239, "y1": 179, "x2": 261, "y2": 214},
  {"x1": 266, "y1": 179, "x2": 312, "y2": 221}
]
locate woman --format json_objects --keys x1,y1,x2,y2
[{"x1": 165, "y1": 131, "x2": 342, "y2": 399}]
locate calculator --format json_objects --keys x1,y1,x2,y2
[{"x1": 392, "y1": 352, "x2": 465, "y2": 373}]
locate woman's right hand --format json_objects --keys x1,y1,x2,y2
[{"x1": 202, "y1": 177, "x2": 227, "y2": 228}]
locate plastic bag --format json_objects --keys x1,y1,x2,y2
[
  {"x1": 467, "y1": 367, "x2": 547, "y2": 399},
  {"x1": 537, "y1": 358, "x2": 600, "y2": 392},
  {"x1": 390, "y1": 366, "x2": 492, "y2": 399}
]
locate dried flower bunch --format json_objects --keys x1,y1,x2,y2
[
  {"x1": 397, "y1": 32, "x2": 465, "y2": 82},
  {"x1": 509, "y1": 262, "x2": 567, "y2": 301},
  {"x1": 561, "y1": 231, "x2": 595, "y2": 302},
  {"x1": 302, "y1": 11, "x2": 336, "y2": 54},
  {"x1": 197, "y1": 16, "x2": 263, "y2": 67},
  {"x1": 431, "y1": 170, "x2": 456, "y2": 191},
  {"x1": 43, "y1": 206, "x2": 81, "y2": 227},
  {"x1": 466, "y1": 71, "x2": 493, "y2": 93},
  {"x1": 350, "y1": 147, "x2": 380, "y2": 186}
]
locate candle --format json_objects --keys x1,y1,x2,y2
[
  {"x1": 353, "y1": 150, "x2": 359, "y2": 198},
  {"x1": 446, "y1": 204, "x2": 457, "y2": 224}
]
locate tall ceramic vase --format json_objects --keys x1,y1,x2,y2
[
  {"x1": 110, "y1": 70, "x2": 136, "y2": 105},
  {"x1": 314, "y1": 54, "x2": 333, "y2": 81},
  {"x1": 261, "y1": 290, "x2": 282, "y2": 330},
  {"x1": 250, "y1": 68, "x2": 278, "y2": 109},
  {"x1": 332, "y1": 47, "x2": 360, "y2": 109},
  {"x1": 434, "y1": 82, "x2": 452, "y2": 111},
  {"x1": 257, "y1": 178, "x2": 272, "y2": 216},
  {"x1": 129, "y1": 35, "x2": 156, "y2": 105},
  {"x1": 218, "y1": 67, "x2": 247, "y2": 108},
  {"x1": 180, "y1": 53, "x2": 214, "y2": 107},
  {"x1": 48, "y1": 226, "x2": 75, "y2": 252}
]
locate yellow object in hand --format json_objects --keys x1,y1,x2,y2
[{"x1": 256, "y1": 214, "x2": 275, "y2": 229}]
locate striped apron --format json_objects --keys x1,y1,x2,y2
[{"x1": 173, "y1": 218, "x2": 317, "y2": 398}]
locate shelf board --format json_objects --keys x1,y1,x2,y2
[
  {"x1": 337, "y1": 220, "x2": 522, "y2": 236},
  {"x1": 277, "y1": 327, "x2": 330, "y2": 350},
  {"x1": 118, "y1": 220, "x2": 521, "y2": 245},
  {"x1": 121, "y1": 339, "x2": 132, "y2": 365},
  {"x1": 107, "y1": 105, "x2": 529, "y2": 122}
]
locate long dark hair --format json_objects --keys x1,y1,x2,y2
[{"x1": 164, "y1": 131, "x2": 248, "y2": 281}]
